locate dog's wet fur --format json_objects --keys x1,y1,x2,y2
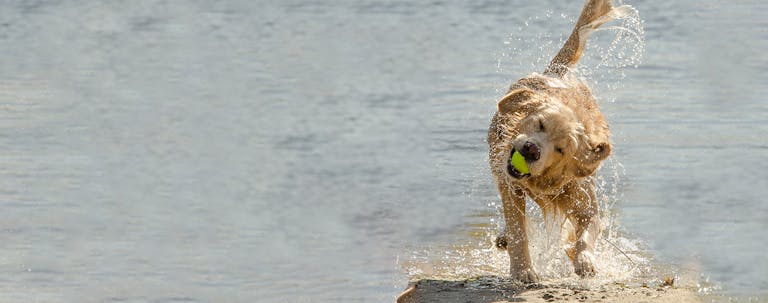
[{"x1": 488, "y1": 0, "x2": 622, "y2": 283}]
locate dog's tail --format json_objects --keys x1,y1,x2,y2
[{"x1": 544, "y1": 0, "x2": 618, "y2": 77}]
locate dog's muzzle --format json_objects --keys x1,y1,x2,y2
[{"x1": 520, "y1": 141, "x2": 541, "y2": 161}]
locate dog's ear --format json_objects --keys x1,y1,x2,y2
[
  {"x1": 589, "y1": 141, "x2": 611, "y2": 162},
  {"x1": 497, "y1": 88, "x2": 535, "y2": 114},
  {"x1": 574, "y1": 141, "x2": 611, "y2": 177}
]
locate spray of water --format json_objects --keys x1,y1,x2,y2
[
  {"x1": 399, "y1": 1, "x2": 658, "y2": 288},
  {"x1": 399, "y1": 159, "x2": 653, "y2": 286},
  {"x1": 495, "y1": 2, "x2": 645, "y2": 97}
]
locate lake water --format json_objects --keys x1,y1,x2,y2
[{"x1": 0, "y1": 0, "x2": 766, "y2": 302}]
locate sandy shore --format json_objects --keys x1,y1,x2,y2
[{"x1": 396, "y1": 276, "x2": 701, "y2": 303}]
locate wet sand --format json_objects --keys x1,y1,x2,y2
[{"x1": 396, "y1": 276, "x2": 700, "y2": 303}]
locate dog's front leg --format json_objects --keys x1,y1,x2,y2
[
  {"x1": 498, "y1": 183, "x2": 539, "y2": 283},
  {"x1": 567, "y1": 209, "x2": 600, "y2": 277},
  {"x1": 558, "y1": 180, "x2": 601, "y2": 277}
]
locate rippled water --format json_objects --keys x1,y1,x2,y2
[{"x1": 0, "y1": 1, "x2": 766, "y2": 302}]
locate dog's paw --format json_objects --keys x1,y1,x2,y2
[
  {"x1": 495, "y1": 234, "x2": 508, "y2": 250},
  {"x1": 511, "y1": 267, "x2": 540, "y2": 284},
  {"x1": 574, "y1": 251, "x2": 596, "y2": 278}
]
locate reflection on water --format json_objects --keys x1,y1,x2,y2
[{"x1": 0, "y1": 0, "x2": 766, "y2": 302}]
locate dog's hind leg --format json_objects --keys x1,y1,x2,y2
[
  {"x1": 544, "y1": 0, "x2": 618, "y2": 77},
  {"x1": 495, "y1": 233, "x2": 508, "y2": 250}
]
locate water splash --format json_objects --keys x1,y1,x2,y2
[
  {"x1": 399, "y1": 157, "x2": 654, "y2": 287},
  {"x1": 494, "y1": 1, "x2": 645, "y2": 98},
  {"x1": 577, "y1": 3, "x2": 646, "y2": 96}
]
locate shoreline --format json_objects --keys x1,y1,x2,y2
[{"x1": 396, "y1": 276, "x2": 701, "y2": 303}]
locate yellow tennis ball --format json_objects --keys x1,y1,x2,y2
[{"x1": 510, "y1": 151, "x2": 529, "y2": 174}]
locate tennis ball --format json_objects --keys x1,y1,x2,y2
[{"x1": 510, "y1": 151, "x2": 529, "y2": 174}]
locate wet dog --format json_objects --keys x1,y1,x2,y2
[{"x1": 488, "y1": 0, "x2": 621, "y2": 283}]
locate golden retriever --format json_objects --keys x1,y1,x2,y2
[{"x1": 488, "y1": 0, "x2": 621, "y2": 283}]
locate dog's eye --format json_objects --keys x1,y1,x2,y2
[
  {"x1": 538, "y1": 120, "x2": 545, "y2": 132},
  {"x1": 555, "y1": 147, "x2": 564, "y2": 154}
]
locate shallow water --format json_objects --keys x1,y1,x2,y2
[{"x1": 0, "y1": 0, "x2": 766, "y2": 302}]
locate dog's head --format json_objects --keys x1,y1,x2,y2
[{"x1": 496, "y1": 88, "x2": 611, "y2": 191}]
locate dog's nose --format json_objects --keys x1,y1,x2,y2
[{"x1": 520, "y1": 141, "x2": 540, "y2": 161}]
